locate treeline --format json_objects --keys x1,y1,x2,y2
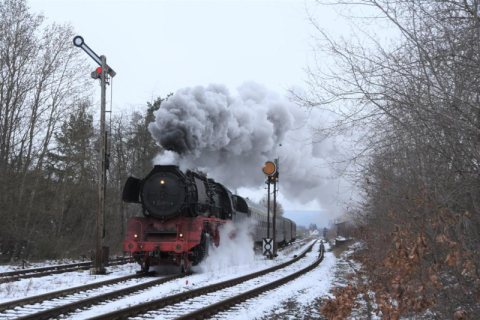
[
  {"x1": 0, "y1": 0, "x2": 161, "y2": 262},
  {"x1": 302, "y1": 0, "x2": 480, "y2": 318},
  {"x1": 257, "y1": 195, "x2": 284, "y2": 217}
]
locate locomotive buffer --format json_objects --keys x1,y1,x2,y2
[{"x1": 73, "y1": 36, "x2": 116, "y2": 275}]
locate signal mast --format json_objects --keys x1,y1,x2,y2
[
  {"x1": 262, "y1": 160, "x2": 279, "y2": 258},
  {"x1": 73, "y1": 36, "x2": 116, "y2": 275}
]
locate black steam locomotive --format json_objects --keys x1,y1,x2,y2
[{"x1": 122, "y1": 165, "x2": 296, "y2": 272}]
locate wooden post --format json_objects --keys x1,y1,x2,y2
[{"x1": 94, "y1": 55, "x2": 107, "y2": 275}]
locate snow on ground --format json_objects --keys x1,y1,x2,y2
[
  {"x1": 0, "y1": 237, "x2": 318, "y2": 320},
  {"x1": 0, "y1": 262, "x2": 139, "y2": 303},
  {"x1": 143, "y1": 241, "x2": 324, "y2": 320},
  {"x1": 242, "y1": 240, "x2": 379, "y2": 320},
  {"x1": 1, "y1": 239, "x2": 384, "y2": 320},
  {"x1": 64, "y1": 240, "x2": 315, "y2": 319},
  {"x1": 0, "y1": 259, "x2": 89, "y2": 274},
  {"x1": 212, "y1": 241, "x2": 337, "y2": 320}
]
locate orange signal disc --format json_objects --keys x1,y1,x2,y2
[{"x1": 262, "y1": 161, "x2": 276, "y2": 175}]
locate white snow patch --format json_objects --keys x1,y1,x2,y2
[
  {"x1": 0, "y1": 263, "x2": 138, "y2": 303},
  {"x1": 217, "y1": 242, "x2": 337, "y2": 320}
]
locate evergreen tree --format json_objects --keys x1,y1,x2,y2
[{"x1": 45, "y1": 101, "x2": 97, "y2": 256}]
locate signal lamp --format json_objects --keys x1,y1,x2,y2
[
  {"x1": 160, "y1": 180, "x2": 165, "y2": 185},
  {"x1": 262, "y1": 161, "x2": 276, "y2": 176},
  {"x1": 90, "y1": 67, "x2": 102, "y2": 80}
]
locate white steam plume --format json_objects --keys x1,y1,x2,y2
[
  {"x1": 150, "y1": 82, "x2": 347, "y2": 216},
  {"x1": 193, "y1": 220, "x2": 255, "y2": 273}
]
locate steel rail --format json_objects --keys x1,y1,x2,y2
[
  {"x1": 176, "y1": 242, "x2": 325, "y2": 320},
  {"x1": 0, "y1": 271, "x2": 150, "y2": 312},
  {"x1": 0, "y1": 257, "x2": 129, "y2": 278},
  {"x1": 0, "y1": 263, "x2": 92, "y2": 277},
  {"x1": 277, "y1": 238, "x2": 309, "y2": 252},
  {"x1": 15, "y1": 273, "x2": 186, "y2": 320},
  {"x1": 88, "y1": 240, "x2": 317, "y2": 320},
  {"x1": 0, "y1": 258, "x2": 130, "y2": 283}
]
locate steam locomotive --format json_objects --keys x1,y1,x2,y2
[{"x1": 122, "y1": 165, "x2": 296, "y2": 272}]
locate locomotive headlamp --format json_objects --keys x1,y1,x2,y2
[
  {"x1": 134, "y1": 234, "x2": 138, "y2": 238},
  {"x1": 179, "y1": 233, "x2": 184, "y2": 238},
  {"x1": 160, "y1": 180, "x2": 165, "y2": 185}
]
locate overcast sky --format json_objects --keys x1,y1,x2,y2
[
  {"x1": 28, "y1": 0, "x2": 352, "y2": 221},
  {"x1": 29, "y1": 0, "x2": 328, "y2": 108}
]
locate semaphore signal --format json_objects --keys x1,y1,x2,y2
[{"x1": 72, "y1": 35, "x2": 116, "y2": 275}]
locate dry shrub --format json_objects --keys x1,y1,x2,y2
[
  {"x1": 320, "y1": 284, "x2": 360, "y2": 320},
  {"x1": 322, "y1": 202, "x2": 479, "y2": 319}
]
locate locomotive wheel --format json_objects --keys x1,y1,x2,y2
[
  {"x1": 192, "y1": 245, "x2": 205, "y2": 266},
  {"x1": 192, "y1": 233, "x2": 210, "y2": 266}
]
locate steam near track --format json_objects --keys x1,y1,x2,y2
[
  {"x1": 149, "y1": 82, "x2": 344, "y2": 215},
  {"x1": 193, "y1": 220, "x2": 255, "y2": 274}
]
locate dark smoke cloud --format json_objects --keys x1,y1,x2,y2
[{"x1": 149, "y1": 82, "x2": 348, "y2": 217}]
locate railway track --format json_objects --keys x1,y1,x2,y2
[
  {"x1": 0, "y1": 241, "x2": 319, "y2": 320},
  {"x1": 0, "y1": 258, "x2": 130, "y2": 284},
  {"x1": 85, "y1": 240, "x2": 321, "y2": 320},
  {"x1": 182, "y1": 241, "x2": 325, "y2": 320},
  {"x1": 253, "y1": 238, "x2": 308, "y2": 256},
  {"x1": 0, "y1": 271, "x2": 184, "y2": 320},
  {"x1": 277, "y1": 238, "x2": 310, "y2": 253}
]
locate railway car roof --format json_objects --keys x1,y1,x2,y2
[
  {"x1": 244, "y1": 198, "x2": 267, "y2": 214},
  {"x1": 240, "y1": 198, "x2": 298, "y2": 226},
  {"x1": 243, "y1": 198, "x2": 294, "y2": 223}
]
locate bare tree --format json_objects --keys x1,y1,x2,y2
[
  {"x1": 300, "y1": 1, "x2": 480, "y2": 318},
  {"x1": 0, "y1": 0, "x2": 92, "y2": 260},
  {"x1": 258, "y1": 195, "x2": 284, "y2": 217}
]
